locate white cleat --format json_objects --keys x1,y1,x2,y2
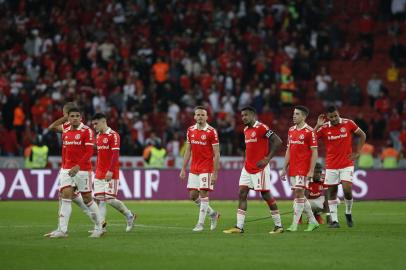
[
  {"x1": 43, "y1": 229, "x2": 59, "y2": 237},
  {"x1": 49, "y1": 230, "x2": 68, "y2": 238},
  {"x1": 89, "y1": 229, "x2": 104, "y2": 238},
  {"x1": 192, "y1": 223, "x2": 204, "y2": 232},
  {"x1": 126, "y1": 213, "x2": 137, "y2": 232},
  {"x1": 210, "y1": 212, "x2": 221, "y2": 231}
]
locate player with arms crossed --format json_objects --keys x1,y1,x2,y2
[
  {"x1": 314, "y1": 106, "x2": 366, "y2": 228},
  {"x1": 46, "y1": 107, "x2": 104, "y2": 238},
  {"x1": 180, "y1": 106, "x2": 221, "y2": 232},
  {"x1": 281, "y1": 105, "x2": 320, "y2": 232},
  {"x1": 224, "y1": 106, "x2": 284, "y2": 234},
  {"x1": 44, "y1": 102, "x2": 96, "y2": 237},
  {"x1": 91, "y1": 113, "x2": 136, "y2": 232}
]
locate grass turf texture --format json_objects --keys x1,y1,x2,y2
[{"x1": 0, "y1": 201, "x2": 404, "y2": 270}]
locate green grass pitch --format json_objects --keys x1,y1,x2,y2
[{"x1": 0, "y1": 200, "x2": 405, "y2": 270}]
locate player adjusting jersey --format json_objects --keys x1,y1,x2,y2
[
  {"x1": 62, "y1": 123, "x2": 94, "y2": 170},
  {"x1": 186, "y1": 124, "x2": 219, "y2": 174},
  {"x1": 316, "y1": 118, "x2": 360, "y2": 169},
  {"x1": 288, "y1": 124, "x2": 317, "y2": 176},
  {"x1": 244, "y1": 121, "x2": 274, "y2": 174},
  {"x1": 95, "y1": 128, "x2": 120, "y2": 179}
]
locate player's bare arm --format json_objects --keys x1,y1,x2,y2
[
  {"x1": 350, "y1": 128, "x2": 366, "y2": 160},
  {"x1": 68, "y1": 164, "x2": 80, "y2": 177},
  {"x1": 281, "y1": 145, "x2": 290, "y2": 180},
  {"x1": 48, "y1": 116, "x2": 68, "y2": 133},
  {"x1": 211, "y1": 144, "x2": 220, "y2": 185},
  {"x1": 180, "y1": 143, "x2": 191, "y2": 181},
  {"x1": 256, "y1": 133, "x2": 282, "y2": 168}
]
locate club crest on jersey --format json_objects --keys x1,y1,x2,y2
[
  {"x1": 75, "y1": 134, "x2": 81, "y2": 140},
  {"x1": 340, "y1": 127, "x2": 346, "y2": 133},
  {"x1": 201, "y1": 134, "x2": 207, "y2": 140},
  {"x1": 299, "y1": 134, "x2": 305, "y2": 140},
  {"x1": 251, "y1": 131, "x2": 256, "y2": 137},
  {"x1": 103, "y1": 138, "x2": 108, "y2": 144}
]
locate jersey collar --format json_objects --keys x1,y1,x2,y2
[
  {"x1": 70, "y1": 122, "x2": 84, "y2": 130},
  {"x1": 328, "y1": 118, "x2": 342, "y2": 127},
  {"x1": 194, "y1": 123, "x2": 209, "y2": 131},
  {"x1": 294, "y1": 123, "x2": 308, "y2": 130}
]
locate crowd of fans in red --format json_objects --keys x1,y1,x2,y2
[{"x1": 0, "y1": 0, "x2": 406, "y2": 160}]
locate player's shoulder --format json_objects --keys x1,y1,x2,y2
[
  {"x1": 342, "y1": 118, "x2": 356, "y2": 125},
  {"x1": 256, "y1": 121, "x2": 270, "y2": 130},
  {"x1": 289, "y1": 125, "x2": 296, "y2": 131},
  {"x1": 304, "y1": 125, "x2": 314, "y2": 132},
  {"x1": 206, "y1": 124, "x2": 217, "y2": 133},
  {"x1": 187, "y1": 125, "x2": 196, "y2": 132}
]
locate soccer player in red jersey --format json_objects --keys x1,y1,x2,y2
[
  {"x1": 305, "y1": 163, "x2": 330, "y2": 224},
  {"x1": 180, "y1": 106, "x2": 221, "y2": 232},
  {"x1": 281, "y1": 105, "x2": 320, "y2": 232},
  {"x1": 91, "y1": 113, "x2": 136, "y2": 232},
  {"x1": 314, "y1": 106, "x2": 366, "y2": 228},
  {"x1": 46, "y1": 107, "x2": 104, "y2": 238},
  {"x1": 223, "y1": 106, "x2": 284, "y2": 234},
  {"x1": 44, "y1": 103, "x2": 96, "y2": 237}
]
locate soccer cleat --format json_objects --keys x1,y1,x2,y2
[
  {"x1": 223, "y1": 226, "x2": 244, "y2": 234},
  {"x1": 345, "y1": 214, "x2": 353, "y2": 227},
  {"x1": 269, "y1": 226, "x2": 284, "y2": 234},
  {"x1": 286, "y1": 224, "x2": 298, "y2": 232},
  {"x1": 43, "y1": 229, "x2": 59, "y2": 237},
  {"x1": 304, "y1": 222, "x2": 320, "y2": 232},
  {"x1": 49, "y1": 230, "x2": 68, "y2": 238},
  {"x1": 328, "y1": 221, "x2": 340, "y2": 228},
  {"x1": 315, "y1": 214, "x2": 324, "y2": 224},
  {"x1": 88, "y1": 221, "x2": 107, "y2": 234},
  {"x1": 210, "y1": 212, "x2": 221, "y2": 231},
  {"x1": 192, "y1": 223, "x2": 204, "y2": 232},
  {"x1": 126, "y1": 213, "x2": 137, "y2": 232},
  {"x1": 89, "y1": 229, "x2": 104, "y2": 238}
]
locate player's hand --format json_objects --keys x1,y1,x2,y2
[
  {"x1": 68, "y1": 165, "x2": 80, "y2": 177},
  {"x1": 280, "y1": 168, "x2": 287, "y2": 181},
  {"x1": 256, "y1": 158, "x2": 270, "y2": 169},
  {"x1": 105, "y1": 171, "x2": 113, "y2": 182},
  {"x1": 179, "y1": 169, "x2": 186, "y2": 181},
  {"x1": 306, "y1": 170, "x2": 314, "y2": 182},
  {"x1": 210, "y1": 172, "x2": 218, "y2": 185},
  {"x1": 349, "y1": 152, "x2": 360, "y2": 161},
  {"x1": 317, "y1": 114, "x2": 326, "y2": 126}
]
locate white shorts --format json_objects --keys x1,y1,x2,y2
[
  {"x1": 239, "y1": 165, "x2": 271, "y2": 191},
  {"x1": 59, "y1": 169, "x2": 92, "y2": 193},
  {"x1": 187, "y1": 173, "x2": 214, "y2": 191},
  {"x1": 289, "y1": 175, "x2": 307, "y2": 189},
  {"x1": 309, "y1": 196, "x2": 325, "y2": 211},
  {"x1": 325, "y1": 166, "x2": 354, "y2": 186},
  {"x1": 93, "y1": 179, "x2": 119, "y2": 199}
]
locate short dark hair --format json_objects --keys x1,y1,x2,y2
[
  {"x1": 327, "y1": 105, "x2": 338, "y2": 113},
  {"x1": 92, "y1": 113, "x2": 106, "y2": 120},
  {"x1": 194, "y1": 106, "x2": 207, "y2": 112},
  {"x1": 315, "y1": 162, "x2": 323, "y2": 170},
  {"x1": 241, "y1": 106, "x2": 256, "y2": 114},
  {"x1": 67, "y1": 107, "x2": 80, "y2": 115},
  {"x1": 294, "y1": 105, "x2": 309, "y2": 116}
]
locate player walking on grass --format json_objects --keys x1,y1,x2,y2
[
  {"x1": 180, "y1": 106, "x2": 221, "y2": 232},
  {"x1": 314, "y1": 106, "x2": 366, "y2": 228},
  {"x1": 91, "y1": 113, "x2": 136, "y2": 232},
  {"x1": 45, "y1": 107, "x2": 104, "y2": 238},
  {"x1": 281, "y1": 106, "x2": 319, "y2": 232},
  {"x1": 223, "y1": 106, "x2": 284, "y2": 234},
  {"x1": 44, "y1": 102, "x2": 97, "y2": 237}
]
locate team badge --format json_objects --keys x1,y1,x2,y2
[
  {"x1": 201, "y1": 134, "x2": 207, "y2": 140},
  {"x1": 299, "y1": 134, "x2": 305, "y2": 140},
  {"x1": 251, "y1": 131, "x2": 256, "y2": 137},
  {"x1": 75, "y1": 134, "x2": 81, "y2": 140},
  {"x1": 340, "y1": 127, "x2": 346, "y2": 133},
  {"x1": 103, "y1": 138, "x2": 108, "y2": 143}
]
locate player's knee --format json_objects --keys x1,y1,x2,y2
[
  {"x1": 239, "y1": 189, "x2": 248, "y2": 200},
  {"x1": 81, "y1": 193, "x2": 93, "y2": 204},
  {"x1": 294, "y1": 188, "x2": 305, "y2": 198}
]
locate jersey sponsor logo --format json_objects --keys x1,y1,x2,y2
[
  {"x1": 245, "y1": 138, "x2": 258, "y2": 143},
  {"x1": 97, "y1": 145, "x2": 110, "y2": 150},
  {"x1": 328, "y1": 133, "x2": 348, "y2": 140},
  {"x1": 103, "y1": 138, "x2": 108, "y2": 144},
  {"x1": 340, "y1": 127, "x2": 346, "y2": 133},
  {"x1": 63, "y1": 140, "x2": 82, "y2": 145},
  {"x1": 289, "y1": 140, "x2": 305, "y2": 145},
  {"x1": 75, "y1": 134, "x2": 81, "y2": 140},
  {"x1": 190, "y1": 140, "x2": 207, "y2": 145}
]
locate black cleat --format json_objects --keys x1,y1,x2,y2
[
  {"x1": 328, "y1": 221, "x2": 340, "y2": 228},
  {"x1": 345, "y1": 214, "x2": 353, "y2": 227}
]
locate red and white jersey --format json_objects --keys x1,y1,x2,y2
[
  {"x1": 244, "y1": 121, "x2": 274, "y2": 174},
  {"x1": 307, "y1": 179, "x2": 326, "y2": 199},
  {"x1": 95, "y1": 128, "x2": 120, "y2": 179},
  {"x1": 186, "y1": 124, "x2": 219, "y2": 174},
  {"x1": 60, "y1": 122, "x2": 71, "y2": 167},
  {"x1": 287, "y1": 124, "x2": 317, "y2": 176},
  {"x1": 62, "y1": 123, "x2": 94, "y2": 170},
  {"x1": 316, "y1": 118, "x2": 360, "y2": 169}
]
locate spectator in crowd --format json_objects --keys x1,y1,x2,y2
[
  {"x1": 367, "y1": 73, "x2": 383, "y2": 107},
  {"x1": 346, "y1": 78, "x2": 362, "y2": 106},
  {"x1": 358, "y1": 143, "x2": 375, "y2": 169},
  {"x1": 380, "y1": 140, "x2": 400, "y2": 169}
]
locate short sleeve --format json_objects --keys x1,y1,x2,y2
[
  {"x1": 262, "y1": 125, "x2": 274, "y2": 139},
  {"x1": 307, "y1": 130, "x2": 318, "y2": 148},
  {"x1": 348, "y1": 120, "x2": 359, "y2": 133},
  {"x1": 84, "y1": 128, "x2": 94, "y2": 146},
  {"x1": 110, "y1": 132, "x2": 120, "y2": 150},
  {"x1": 211, "y1": 129, "x2": 219, "y2": 145},
  {"x1": 186, "y1": 129, "x2": 190, "y2": 144}
]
